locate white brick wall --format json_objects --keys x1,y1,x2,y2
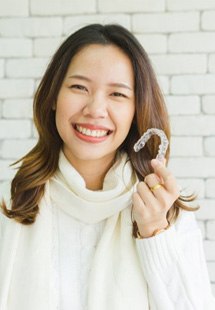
[
  {"x1": 169, "y1": 33, "x2": 215, "y2": 53},
  {"x1": 166, "y1": 96, "x2": 200, "y2": 115},
  {"x1": 0, "y1": 60, "x2": 4, "y2": 78},
  {"x1": 30, "y1": 0, "x2": 97, "y2": 15},
  {"x1": 206, "y1": 179, "x2": 215, "y2": 198},
  {"x1": 98, "y1": 0, "x2": 165, "y2": 13},
  {"x1": 167, "y1": 0, "x2": 215, "y2": 11},
  {"x1": 34, "y1": 38, "x2": 64, "y2": 57},
  {"x1": 0, "y1": 0, "x2": 28, "y2": 17},
  {"x1": 6, "y1": 58, "x2": 49, "y2": 78},
  {"x1": 171, "y1": 75, "x2": 215, "y2": 94},
  {"x1": 0, "y1": 18, "x2": 63, "y2": 37},
  {"x1": 151, "y1": 54, "x2": 207, "y2": 75},
  {"x1": 64, "y1": 15, "x2": 131, "y2": 35},
  {"x1": 3, "y1": 99, "x2": 33, "y2": 118},
  {"x1": 132, "y1": 12, "x2": 199, "y2": 33},
  {"x1": 0, "y1": 0, "x2": 215, "y2": 291},
  {"x1": 0, "y1": 79, "x2": 34, "y2": 98},
  {"x1": 135, "y1": 34, "x2": 167, "y2": 54},
  {"x1": 202, "y1": 96, "x2": 215, "y2": 114},
  {"x1": 0, "y1": 38, "x2": 32, "y2": 57}
]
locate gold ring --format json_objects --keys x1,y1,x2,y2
[{"x1": 150, "y1": 183, "x2": 162, "y2": 192}]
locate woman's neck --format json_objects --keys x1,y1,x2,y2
[{"x1": 63, "y1": 151, "x2": 116, "y2": 190}]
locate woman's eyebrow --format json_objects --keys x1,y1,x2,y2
[
  {"x1": 68, "y1": 74, "x2": 91, "y2": 82},
  {"x1": 68, "y1": 75, "x2": 133, "y2": 90},
  {"x1": 108, "y1": 82, "x2": 132, "y2": 91}
]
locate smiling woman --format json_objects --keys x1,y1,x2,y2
[
  {"x1": 0, "y1": 24, "x2": 215, "y2": 310},
  {"x1": 55, "y1": 44, "x2": 135, "y2": 185}
]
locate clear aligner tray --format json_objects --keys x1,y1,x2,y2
[{"x1": 133, "y1": 128, "x2": 169, "y2": 161}]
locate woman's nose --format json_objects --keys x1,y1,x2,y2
[{"x1": 82, "y1": 96, "x2": 108, "y2": 118}]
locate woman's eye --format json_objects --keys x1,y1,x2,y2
[
  {"x1": 112, "y1": 92, "x2": 127, "y2": 98},
  {"x1": 70, "y1": 84, "x2": 88, "y2": 91}
]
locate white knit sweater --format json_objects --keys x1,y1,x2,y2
[
  {"x1": 51, "y1": 202, "x2": 215, "y2": 310},
  {"x1": 0, "y1": 151, "x2": 215, "y2": 310},
  {"x1": 52, "y1": 204, "x2": 106, "y2": 310},
  {"x1": 48, "y1": 152, "x2": 215, "y2": 310}
]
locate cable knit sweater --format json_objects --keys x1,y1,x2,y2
[
  {"x1": 52, "y1": 202, "x2": 214, "y2": 310},
  {"x1": 0, "y1": 151, "x2": 215, "y2": 310}
]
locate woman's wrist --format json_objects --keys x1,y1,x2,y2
[{"x1": 136, "y1": 220, "x2": 170, "y2": 239}]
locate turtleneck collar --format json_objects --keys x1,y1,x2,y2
[{"x1": 49, "y1": 150, "x2": 138, "y2": 224}]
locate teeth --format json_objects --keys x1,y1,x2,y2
[{"x1": 76, "y1": 125, "x2": 108, "y2": 137}]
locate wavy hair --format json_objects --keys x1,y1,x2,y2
[{"x1": 1, "y1": 24, "x2": 196, "y2": 233}]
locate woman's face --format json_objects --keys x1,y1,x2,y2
[{"x1": 55, "y1": 44, "x2": 135, "y2": 165}]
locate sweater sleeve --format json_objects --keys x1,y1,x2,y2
[{"x1": 135, "y1": 211, "x2": 215, "y2": 310}]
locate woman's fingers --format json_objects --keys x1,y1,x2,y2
[
  {"x1": 151, "y1": 159, "x2": 180, "y2": 198},
  {"x1": 144, "y1": 173, "x2": 168, "y2": 206},
  {"x1": 136, "y1": 181, "x2": 157, "y2": 206}
]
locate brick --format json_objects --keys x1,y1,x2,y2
[
  {"x1": 0, "y1": 79, "x2": 34, "y2": 98},
  {"x1": 0, "y1": 18, "x2": 63, "y2": 37},
  {"x1": 135, "y1": 34, "x2": 167, "y2": 54},
  {"x1": 209, "y1": 55, "x2": 215, "y2": 73},
  {"x1": 6, "y1": 58, "x2": 49, "y2": 78},
  {"x1": 167, "y1": 0, "x2": 215, "y2": 11},
  {"x1": 207, "y1": 262, "x2": 215, "y2": 282},
  {"x1": 206, "y1": 221, "x2": 215, "y2": 240},
  {"x1": 204, "y1": 137, "x2": 215, "y2": 156},
  {"x1": 0, "y1": 0, "x2": 28, "y2": 16},
  {"x1": 34, "y1": 38, "x2": 63, "y2": 57},
  {"x1": 157, "y1": 76, "x2": 169, "y2": 94},
  {"x1": 169, "y1": 33, "x2": 215, "y2": 53},
  {"x1": 202, "y1": 96, "x2": 215, "y2": 114},
  {"x1": 151, "y1": 54, "x2": 206, "y2": 75},
  {"x1": 132, "y1": 12, "x2": 199, "y2": 33},
  {"x1": 166, "y1": 96, "x2": 200, "y2": 115},
  {"x1": 0, "y1": 139, "x2": 36, "y2": 159},
  {"x1": 98, "y1": 0, "x2": 165, "y2": 13},
  {"x1": 0, "y1": 60, "x2": 4, "y2": 78},
  {"x1": 0, "y1": 160, "x2": 15, "y2": 181},
  {"x1": 168, "y1": 158, "x2": 215, "y2": 178},
  {"x1": 0, "y1": 120, "x2": 31, "y2": 139},
  {"x1": 0, "y1": 39, "x2": 32, "y2": 57},
  {"x1": 30, "y1": 0, "x2": 96, "y2": 15},
  {"x1": 171, "y1": 75, "x2": 215, "y2": 95},
  {"x1": 170, "y1": 116, "x2": 215, "y2": 135},
  {"x1": 204, "y1": 240, "x2": 215, "y2": 261},
  {"x1": 196, "y1": 200, "x2": 215, "y2": 220},
  {"x1": 64, "y1": 15, "x2": 131, "y2": 35},
  {"x1": 171, "y1": 137, "x2": 202, "y2": 157},
  {"x1": 2, "y1": 99, "x2": 33, "y2": 119},
  {"x1": 206, "y1": 179, "x2": 215, "y2": 198},
  {"x1": 177, "y1": 178, "x2": 205, "y2": 199},
  {"x1": 202, "y1": 11, "x2": 215, "y2": 30}
]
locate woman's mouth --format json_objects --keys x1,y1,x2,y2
[
  {"x1": 73, "y1": 124, "x2": 113, "y2": 143},
  {"x1": 76, "y1": 125, "x2": 110, "y2": 137}
]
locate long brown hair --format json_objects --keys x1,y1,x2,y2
[{"x1": 1, "y1": 23, "x2": 195, "y2": 228}]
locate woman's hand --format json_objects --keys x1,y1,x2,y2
[{"x1": 132, "y1": 159, "x2": 180, "y2": 238}]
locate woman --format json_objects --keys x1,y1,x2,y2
[{"x1": 0, "y1": 23, "x2": 214, "y2": 310}]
